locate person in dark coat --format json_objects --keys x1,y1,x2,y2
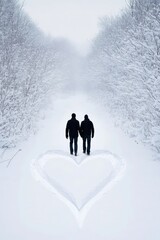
[
  {"x1": 80, "y1": 115, "x2": 94, "y2": 155},
  {"x1": 65, "y1": 113, "x2": 80, "y2": 156}
]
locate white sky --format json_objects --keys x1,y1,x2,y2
[{"x1": 21, "y1": 0, "x2": 127, "y2": 53}]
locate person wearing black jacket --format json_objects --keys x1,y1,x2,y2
[
  {"x1": 65, "y1": 113, "x2": 80, "y2": 156},
  {"x1": 80, "y1": 115, "x2": 94, "y2": 155}
]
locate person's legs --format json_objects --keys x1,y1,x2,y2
[
  {"x1": 83, "y1": 137, "x2": 87, "y2": 153},
  {"x1": 74, "y1": 137, "x2": 78, "y2": 156},
  {"x1": 87, "y1": 136, "x2": 91, "y2": 155},
  {"x1": 70, "y1": 137, "x2": 73, "y2": 154}
]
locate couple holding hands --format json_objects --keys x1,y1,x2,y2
[{"x1": 65, "y1": 113, "x2": 94, "y2": 156}]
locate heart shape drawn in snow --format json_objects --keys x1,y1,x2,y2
[{"x1": 31, "y1": 150, "x2": 126, "y2": 226}]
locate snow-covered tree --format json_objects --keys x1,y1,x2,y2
[
  {"x1": 88, "y1": 0, "x2": 160, "y2": 154},
  {"x1": 0, "y1": 0, "x2": 76, "y2": 147}
]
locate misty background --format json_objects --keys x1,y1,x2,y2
[{"x1": 20, "y1": 0, "x2": 127, "y2": 53}]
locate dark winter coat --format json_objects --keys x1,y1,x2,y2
[
  {"x1": 66, "y1": 118, "x2": 80, "y2": 138},
  {"x1": 80, "y1": 119, "x2": 94, "y2": 138}
]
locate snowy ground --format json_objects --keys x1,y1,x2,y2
[{"x1": 0, "y1": 93, "x2": 160, "y2": 240}]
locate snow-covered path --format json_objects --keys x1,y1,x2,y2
[{"x1": 0, "y1": 93, "x2": 160, "y2": 240}]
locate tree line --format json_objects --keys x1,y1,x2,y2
[
  {"x1": 0, "y1": 0, "x2": 75, "y2": 147},
  {"x1": 87, "y1": 0, "x2": 160, "y2": 154}
]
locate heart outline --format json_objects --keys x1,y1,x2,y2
[{"x1": 31, "y1": 150, "x2": 126, "y2": 227}]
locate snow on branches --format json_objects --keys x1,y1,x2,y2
[
  {"x1": 0, "y1": 0, "x2": 74, "y2": 147},
  {"x1": 88, "y1": 0, "x2": 160, "y2": 154}
]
